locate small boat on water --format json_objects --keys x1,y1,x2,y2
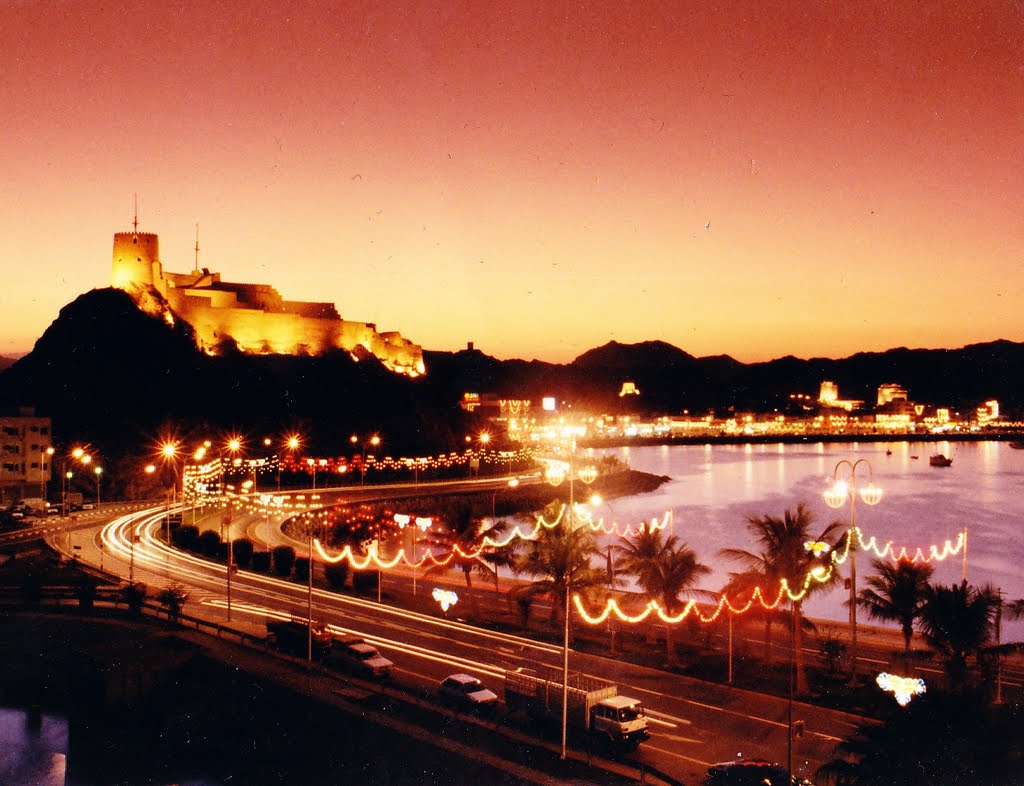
[
  {"x1": 1009, "y1": 440, "x2": 1024, "y2": 450},
  {"x1": 929, "y1": 454, "x2": 953, "y2": 467}
]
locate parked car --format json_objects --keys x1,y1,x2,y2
[
  {"x1": 704, "y1": 759, "x2": 813, "y2": 786},
  {"x1": 325, "y1": 636, "x2": 393, "y2": 679},
  {"x1": 267, "y1": 619, "x2": 333, "y2": 658},
  {"x1": 438, "y1": 673, "x2": 499, "y2": 709}
]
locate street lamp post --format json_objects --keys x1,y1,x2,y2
[
  {"x1": 282, "y1": 434, "x2": 301, "y2": 491},
  {"x1": 160, "y1": 442, "x2": 181, "y2": 543},
  {"x1": 94, "y1": 466, "x2": 103, "y2": 506},
  {"x1": 377, "y1": 516, "x2": 384, "y2": 604},
  {"x1": 356, "y1": 434, "x2": 380, "y2": 486},
  {"x1": 491, "y1": 477, "x2": 520, "y2": 521},
  {"x1": 224, "y1": 502, "x2": 234, "y2": 622},
  {"x1": 61, "y1": 446, "x2": 94, "y2": 515},
  {"x1": 307, "y1": 518, "x2": 314, "y2": 662},
  {"x1": 129, "y1": 522, "x2": 136, "y2": 583},
  {"x1": 395, "y1": 514, "x2": 433, "y2": 596},
  {"x1": 823, "y1": 459, "x2": 882, "y2": 687},
  {"x1": 588, "y1": 493, "x2": 618, "y2": 653},
  {"x1": 545, "y1": 449, "x2": 597, "y2": 760},
  {"x1": 40, "y1": 446, "x2": 54, "y2": 500},
  {"x1": 488, "y1": 478, "x2": 520, "y2": 595},
  {"x1": 787, "y1": 599, "x2": 796, "y2": 781}
]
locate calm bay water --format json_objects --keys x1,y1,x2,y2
[
  {"x1": 0, "y1": 707, "x2": 67, "y2": 786},
  {"x1": 587, "y1": 440, "x2": 1024, "y2": 641}
]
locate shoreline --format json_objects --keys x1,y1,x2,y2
[{"x1": 579, "y1": 430, "x2": 1023, "y2": 449}]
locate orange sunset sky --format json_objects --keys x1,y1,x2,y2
[{"x1": 2, "y1": 1, "x2": 1022, "y2": 363}]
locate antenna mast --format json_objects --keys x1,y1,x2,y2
[
  {"x1": 194, "y1": 224, "x2": 200, "y2": 272},
  {"x1": 132, "y1": 193, "x2": 139, "y2": 234}
]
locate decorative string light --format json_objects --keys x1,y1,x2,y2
[
  {"x1": 186, "y1": 470, "x2": 973, "y2": 631},
  {"x1": 572, "y1": 522, "x2": 966, "y2": 627},
  {"x1": 278, "y1": 446, "x2": 533, "y2": 477}
]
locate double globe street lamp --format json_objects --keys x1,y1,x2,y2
[
  {"x1": 394, "y1": 513, "x2": 433, "y2": 596},
  {"x1": 823, "y1": 459, "x2": 882, "y2": 686}
]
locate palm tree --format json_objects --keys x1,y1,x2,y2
[
  {"x1": 720, "y1": 503, "x2": 843, "y2": 695},
  {"x1": 514, "y1": 504, "x2": 606, "y2": 636},
  {"x1": 423, "y1": 499, "x2": 509, "y2": 618},
  {"x1": 918, "y1": 580, "x2": 998, "y2": 692},
  {"x1": 857, "y1": 557, "x2": 934, "y2": 652},
  {"x1": 817, "y1": 689, "x2": 1024, "y2": 785},
  {"x1": 156, "y1": 583, "x2": 189, "y2": 624},
  {"x1": 617, "y1": 526, "x2": 710, "y2": 665},
  {"x1": 720, "y1": 568, "x2": 779, "y2": 663}
]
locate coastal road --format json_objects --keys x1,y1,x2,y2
[{"x1": 53, "y1": 504, "x2": 878, "y2": 785}]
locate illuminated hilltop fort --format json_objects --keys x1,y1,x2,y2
[{"x1": 110, "y1": 223, "x2": 425, "y2": 376}]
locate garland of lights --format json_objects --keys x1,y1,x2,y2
[{"x1": 190, "y1": 483, "x2": 969, "y2": 628}]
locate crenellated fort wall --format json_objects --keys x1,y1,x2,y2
[{"x1": 110, "y1": 229, "x2": 425, "y2": 376}]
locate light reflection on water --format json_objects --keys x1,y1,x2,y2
[
  {"x1": 589, "y1": 440, "x2": 1024, "y2": 641},
  {"x1": 0, "y1": 707, "x2": 67, "y2": 786}
]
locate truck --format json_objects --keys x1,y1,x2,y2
[
  {"x1": 17, "y1": 498, "x2": 54, "y2": 517},
  {"x1": 505, "y1": 669, "x2": 650, "y2": 750},
  {"x1": 266, "y1": 619, "x2": 333, "y2": 658},
  {"x1": 325, "y1": 635, "x2": 394, "y2": 679}
]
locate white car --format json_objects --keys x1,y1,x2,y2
[
  {"x1": 438, "y1": 673, "x2": 498, "y2": 708},
  {"x1": 326, "y1": 639, "x2": 393, "y2": 679}
]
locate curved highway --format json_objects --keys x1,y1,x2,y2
[{"x1": 42, "y1": 495, "x2": 880, "y2": 786}]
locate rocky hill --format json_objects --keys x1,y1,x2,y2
[{"x1": 0, "y1": 289, "x2": 480, "y2": 457}]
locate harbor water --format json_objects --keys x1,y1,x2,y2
[{"x1": 589, "y1": 440, "x2": 1024, "y2": 642}]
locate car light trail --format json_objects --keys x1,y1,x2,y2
[
  {"x1": 199, "y1": 599, "x2": 507, "y2": 679},
  {"x1": 101, "y1": 511, "x2": 561, "y2": 675}
]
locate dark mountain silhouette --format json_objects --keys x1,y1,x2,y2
[
  {"x1": 2, "y1": 289, "x2": 1021, "y2": 463},
  {"x1": 0, "y1": 356, "x2": 17, "y2": 372},
  {"x1": 0, "y1": 289, "x2": 483, "y2": 459},
  {"x1": 425, "y1": 338, "x2": 1024, "y2": 417}
]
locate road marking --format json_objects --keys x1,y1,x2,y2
[
  {"x1": 656, "y1": 732, "x2": 704, "y2": 744},
  {"x1": 641, "y1": 742, "x2": 712, "y2": 768},
  {"x1": 811, "y1": 731, "x2": 844, "y2": 742},
  {"x1": 645, "y1": 708, "x2": 687, "y2": 727}
]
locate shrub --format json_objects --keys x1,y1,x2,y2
[
  {"x1": 324, "y1": 560, "x2": 349, "y2": 590},
  {"x1": 156, "y1": 584, "x2": 189, "y2": 624},
  {"x1": 173, "y1": 525, "x2": 200, "y2": 551},
  {"x1": 76, "y1": 576, "x2": 98, "y2": 612},
  {"x1": 21, "y1": 571, "x2": 43, "y2": 604},
  {"x1": 352, "y1": 569, "x2": 379, "y2": 596},
  {"x1": 123, "y1": 582, "x2": 148, "y2": 615},
  {"x1": 198, "y1": 530, "x2": 222, "y2": 558},
  {"x1": 819, "y1": 634, "x2": 848, "y2": 676},
  {"x1": 272, "y1": 545, "x2": 296, "y2": 577},
  {"x1": 294, "y1": 557, "x2": 311, "y2": 583},
  {"x1": 232, "y1": 537, "x2": 254, "y2": 568},
  {"x1": 252, "y1": 551, "x2": 271, "y2": 573}
]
